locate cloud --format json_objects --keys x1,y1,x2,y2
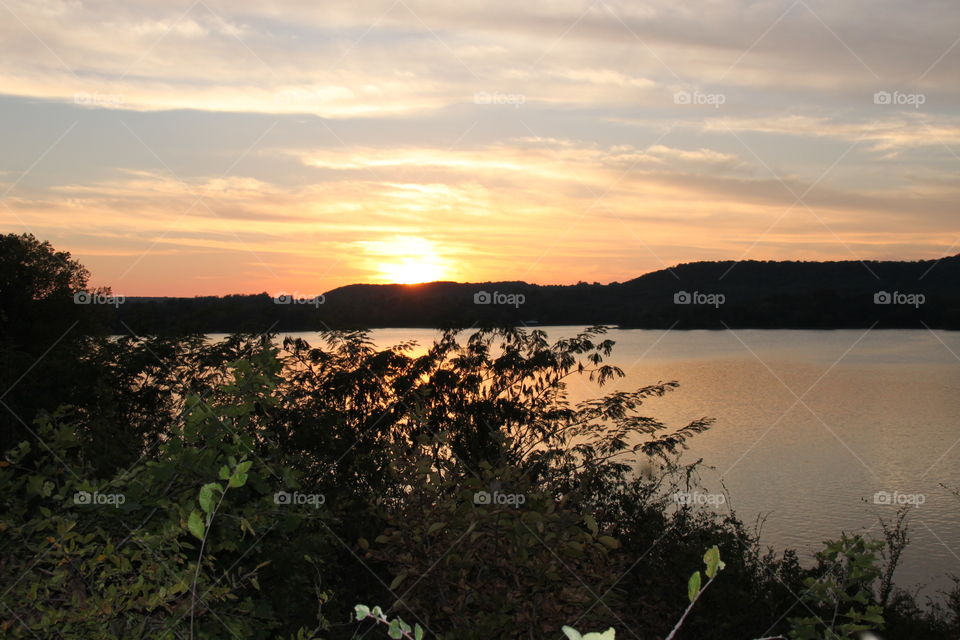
[
  {"x1": 5, "y1": 129, "x2": 957, "y2": 294},
  {"x1": 1, "y1": 0, "x2": 958, "y2": 293},
  {"x1": 2, "y1": 0, "x2": 958, "y2": 116},
  {"x1": 699, "y1": 113, "x2": 960, "y2": 153}
]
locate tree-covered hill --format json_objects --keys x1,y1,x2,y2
[{"x1": 109, "y1": 257, "x2": 960, "y2": 333}]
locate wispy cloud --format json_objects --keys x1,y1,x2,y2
[{"x1": 1, "y1": 0, "x2": 957, "y2": 293}]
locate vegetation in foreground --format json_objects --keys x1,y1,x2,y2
[{"x1": 2, "y1": 233, "x2": 960, "y2": 639}]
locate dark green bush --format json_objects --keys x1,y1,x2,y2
[{"x1": 1, "y1": 307, "x2": 954, "y2": 638}]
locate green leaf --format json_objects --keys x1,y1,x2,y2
[
  {"x1": 597, "y1": 535, "x2": 620, "y2": 549},
  {"x1": 227, "y1": 472, "x2": 247, "y2": 488},
  {"x1": 388, "y1": 619, "x2": 402, "y2": 638},
  {"x1": 583, "y1": 630, "x2": 616, "y2": 640},
  {"x1": 239, "y1": 516, "x2": 256, "y2": 536},
  {"x1": 218, "y1": 465, "x2": 231, "y2": 480},
  {"x1": 354, "y1": 604, "x2": 370, "y2": 621},
  {"x1": 26, "y1": 475, "x2": 45, "y2": 496},
  {"x1": 426, "y1": 522, "x2": 445, "y2": 535},
  {"x1": 389, "y1": 571, "x2": 407, "y2": 590},
  {"x1": 688, "y1": 570, "x2": 701, "y2": 603},
  {"x1": 584, "y1": 515, "x2": 598, "y2": 535},
  {"x1": 187, "y1": 510, "x2": 205, "y2": 540},
  {"x1": 198, "y1": 483, "x2": 220, "y2": 515},
  {"x1": 561, "y1": 626, "x2": 583, "y2": 640},
  {"x1": 703, "y1": 545, "x2": 724, "y2": 579},
  {"x1": 415, "y1": 624, "x2": 424, "y2": 640}
]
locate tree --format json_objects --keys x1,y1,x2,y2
[
  {"x1": 0, "y1": 233, "x2": 98, "y2": 453},
  {"x1": 0, "y1": 233, "x2": 90, "y2": 337}
]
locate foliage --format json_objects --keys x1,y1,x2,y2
[
  {"x1": 0, "y1": 349, "x2": 330, "y2": 639},
  {"x1": 0, "y1": 233, "x2": 104, "y2": 455},
  {"x1": 0, "y1": 325, "x2": 927, "y2": 639},
  {"x1": 358, "y1": 546, "x2": 725, "y2": 640},
  {"x1": 366, "y1": 456, "x2": 624, "y2": 638},
  {"x1": 0, "y1": 236, "x2": 954, "y2": 639},
  {"x1": 788, "y1": 535, "x2": 886, "y2": 640},
  {"x1": 354, "y1": 605, "x2": 425, "y2": 639}
]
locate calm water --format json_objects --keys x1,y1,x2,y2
[{"x1": 279, "y1": 328, "x2": 960, "y2": 597}]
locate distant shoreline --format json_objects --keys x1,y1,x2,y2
[{"x1": 85, "y1": 257, "x2": 960, "y2": 334}]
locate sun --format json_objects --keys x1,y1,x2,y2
[
  {"x1": 361, "y1": 236, "x2": 453, "y2": 284},
  {"x1": 378, "y1": 257, "x2": 447, "y2": 284}
]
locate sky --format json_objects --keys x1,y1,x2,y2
[{"x1": 1, "y1": 0, "x2": 958, "y2": 296}]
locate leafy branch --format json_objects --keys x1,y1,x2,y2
[
  {"x1": 665, "y1": 545, "x2": 726, "y2": 640},
  {"x1": 187, "y1": 459, "x2": 253, "y2": 639},
  {"x1": 354, "y1": 604, "x2": 425, "y2": 640}
]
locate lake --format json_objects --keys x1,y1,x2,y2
[{"x1": 278, "y1": 327, "x2": 960, "y2": 597}]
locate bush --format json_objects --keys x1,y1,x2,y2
[
  {"x1": 0, "y1": 325, "x2": 950, "y2": 639},
  {"x1": 0, "y1": 348, "x2": 330, "y2": 639}
]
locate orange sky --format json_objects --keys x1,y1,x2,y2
[{"x1": 1, "y1": 1, "x2": 958, "y2": 296}]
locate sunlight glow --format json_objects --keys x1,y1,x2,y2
[
  {"x1": 377, "y1": 257, "x2": 448, "y2": 284},
  {"x1": 361, "y1": 236, "x2": 452, "y2": 284}
]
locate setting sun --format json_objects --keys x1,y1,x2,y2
[
  {"x1": 377, "y1": 258, "x2": 447, "y2": 284},
  {"x1": 361, "y1": 236, "x2": 452, "y2": 284}
]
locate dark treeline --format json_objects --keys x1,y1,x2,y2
[
  {"x1": 105, "y1": 257, "x2": 960, "y2": 334},
  {"x1": 4, "y1": 233, "x2": 960, "y2": 640}
]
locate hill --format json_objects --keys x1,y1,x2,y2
[{"x1": 111, "y1": 256, "x2": 960, "y2": 333}]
